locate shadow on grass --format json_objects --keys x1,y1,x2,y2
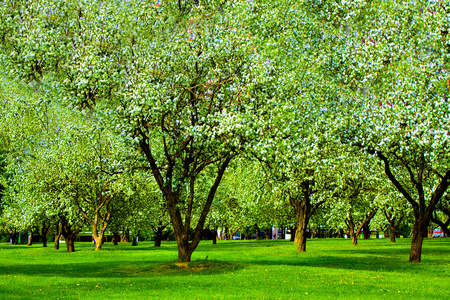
[
  {"x1": 0, "y1": 258, "x2": 244, "y2": 278},
  {"x1": 1, "y1": 238, "x2": 448, "y2": 279},
  {"x1": 1, "y1": 253, "x2": 438, "y2": 280},
  {"x1": 197, "y1": 239, "x2": 449, "y2": 272},
  {"x1": 0, "y1": 243, "x2": 177, "y2": 252}
]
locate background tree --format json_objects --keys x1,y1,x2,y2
[
  {"x1": 374, "y1": 189, "x2": 412, "y2": 242},
  {"x1": 330, "y1": 1, "x2": 450, "y2": 262},
  {"x1": 324, "y1": 154, "x2": 382, "y2": 246},
  {"x1": 431, "y1": 194, "x2": 450, "y2": 237},
  {"x1": 0, "y1": 74, "x2": 59, "y2": 244},
  {"x1": 290, "y1": 0, "x2": 450, "y2": 261}
]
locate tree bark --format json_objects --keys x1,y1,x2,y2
[
  {"x1": 213, "y1": 226, "x2": 217, "y2": 245},
  {"x1": 59, "y1": 215, "x2": 79, "y2": 252},
  {"x1": 94, "y1": 231, "x2": 104, "y2": 250},
  {"x1": 64, "y1": 234, "x2": 76, "y2": 252},
  {"x1": 155, "y1": 234, "x2": 162, "y2": 247},
  {"x1": 290, "y1": 226, "x2": 296, "y2": 241},
  {"x1": 92, "y1": 219, "x2": 110, "y2": 250},
  {"x1": 363, "y1": 223, "x2": 370, "y2": 239},
  {"x1": 279, "y1": 226, "x2": 285, "y2": 240},
  {"x1": 410, "y1": 220, "x2": 427, "y2": 262},
  {"x1": 112, "y1": 232, "x2": 120, "y2": 245},
  {"x1": 54, "y1": 233, "x2": 60, "y2": 250},
  {"x1": 42, "y1": 234, "x2": 47, "y2": 248},
  {"x1": 27, "y1": 228, "x2": 33, "y2": 246},
  {"x1": 294, "y1": 200, "x2": 309, "y2": 252},
  {"x1": 153, "y1": 221, "x2": 166, "y2": 247},
  {"x1": 228, "y1": 227, "x2": 240, "y2": 240},
  {"x1": 289, "y1": 176, "x2": 324, "y2": 252},
  {"x1": 9, "y1": 228, "x2": 18, "y2": 245},
  {"x1": 54, "y1": 221, "x2": 61, "y2": 250},
  {"x1": 120, "y1": 229, "x2": 130, "y2": 243},
  {"x1": 390, "y1": 226, "x2": 398, "y2": 243},
  {"x1": 254, "y1": 224, "x2": 261, "y2": 241},
  {"x1": 41, "y1": 222, "x2": 51, "y2": 248},
  {"x1": 346, "y1": 215, "x2": 358, "y2": 246}
]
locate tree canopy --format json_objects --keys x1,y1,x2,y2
[{"x1": 0, "y1": 0, "x2": 449, "y2": 263}]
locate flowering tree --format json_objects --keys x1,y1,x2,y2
[
  {"x1": 0, "y1": 0, "x2": 270, "y2": 261},
  {"x1": 328, "y1": 0, "x2": 450, "y2": 262},
  {"x1": 0, "y1": 75, "x2": 59, "y2": 245}
]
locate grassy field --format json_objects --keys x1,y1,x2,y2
[{"x1": 0, "y1": 238, "x2": 449, "y2": 299}]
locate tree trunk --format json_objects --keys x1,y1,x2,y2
[
  {"x1": 54, "y1": 221, "x2": 60, "y2": 250},
  {"x1": 224, "y1": 227, "x2": 229, "y2": 240},
  {"x1": 64, "y1": 234, "x2": 76, "y2": 252},
  {"x1": 94, "y1": 232, "x2": 104, "y2": 250},
  {"x1": 42, "y1": 233, "x2": 48, "y2": 248},
  {"x1": 92, "y1": 223, "x2": 107, "y2": 251},
  {"x1": 41, "y1": 222, "x2": 50, "y2": 248},
  {"x1": 390, "y1": 226, "x2": 397, "y2": 243},
  {"x1": 54, "y1": 233, "x2": 60, "y2": 250},
  {"x1": 228, "y1": 227, "x2": 240, "y2": 240},
  {"x1": 177, "y1": 241, "x2": 193, "y2": 262},
  {"x1": 290, "y1": 226, "x2": 296, "y2": 241},
  {"x1": 120, "y1": 229, "x2": 130, "y2": 243},
  {"x1": 254, "y1": 224, "x2": 261, "y2": 240},
  {"x1": 153, "y1": 221, "x2": 166, "y2": 247},
  {"x1": 112, "y1": 232, "x2": 120, "y2": 245},
  {"x1": 410, "y1": 223, "x2": 425, "y2": 262},
  {"x1": 27, "y1": 228, "x2": 33, "y2": 246},
  {"x1": 173, "y1": 227, "x2": 194, "y2": 262},
  {"x1": 154, "y1": 227, "x2": 163, "y2": 247},
  {"x1": 167, "y1": 201, "x2": 196, "y2": 262},
  {"x1": 9, "y1": 229, "x2": 18, "y2": 244},
  {"x1": 348, "y1": 222, "x2": 358, "y2": 245},
  {"x1": 59, "y1": 215, "x2": 79, "y2": 252},
  {"x1": 213, "y1": 227, "x2": 217, "y2": 245},
  {"x1": 169, "y1": 208, "x2": 206, "y2": 262},
  {"x1": 427, "y1": 226, "x2": 434, "y2": 238},
  {"x1": 294, "y1": 201, "x2": 309, "y2": 252},
  {"x1": 409, "y1": 214, "x2": 431, "y2": 262},
  {"x1": 363, "y1": 223, "x2": 371, "y2": 239},
  {"x1": 346, "y1": 211, "x2": 358, "y2": 245},
  {"x1": 289, "y1": 178, "x2": 324, "y2": 252},
  {"x1": 155, "y1": 235, "x2": 162, "y2": 247}
]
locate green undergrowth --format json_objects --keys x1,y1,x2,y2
[{"x1": 0, "y1": 238, "x2": 449, "y2": 299}]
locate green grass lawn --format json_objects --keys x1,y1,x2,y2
[{"x1": 0, "y1": 238, "x2": 449, "y2": 299}]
